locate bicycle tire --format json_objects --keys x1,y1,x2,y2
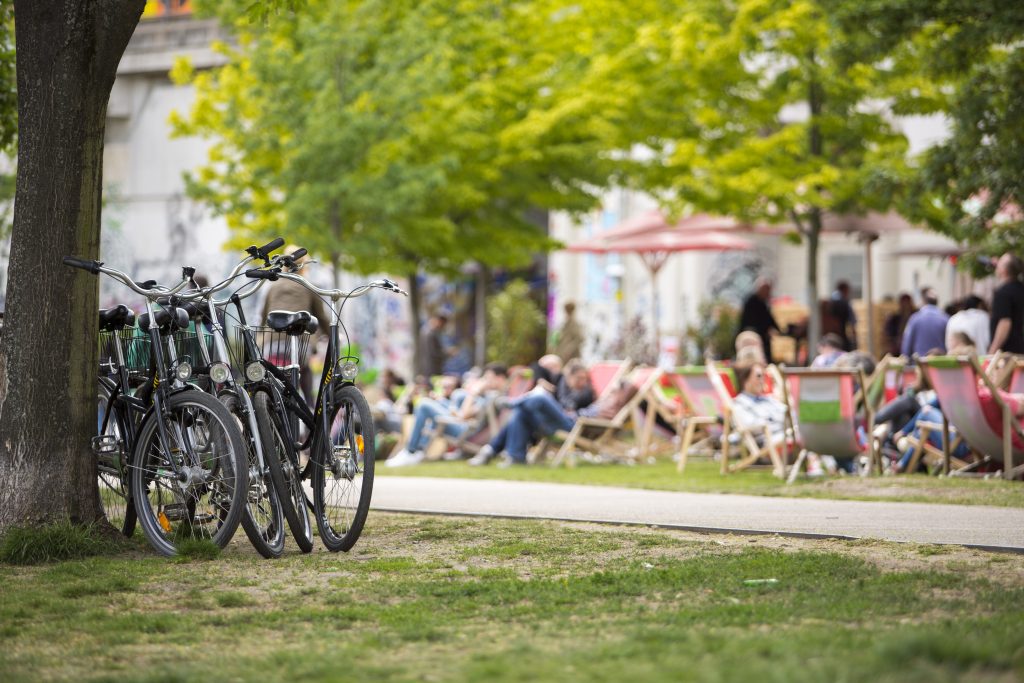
[
  {"x1": 130, "y1": 390, "x2": 247, "y2": 557},
  {"x1": 255, "y1": 390, "x2": 314, "y2": 553},
  {"x1": 222, "y1": 393, "x2": 285, "y2": 559},
  {"x1": 312, "y1": 383, "x2": 375, "y2": 552},
  {"x1": 97, "y1": 383, "x2": 137, "y2": 537}
]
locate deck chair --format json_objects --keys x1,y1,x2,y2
[
  {"x1": 708, "y1": 359, "x2": 787, "y2": 477},
  {"x1": 672, "y1": 366, "x2": 730, "y2": 473},
  {"x1": 635, "y1": 370, "x2": 686, "y2": 460},
  {"x1": 549, "y1": 366, "x2": 665, "y2": 467},
  {"x1": 782, "y1": 367, "x2": 874, "y2": 483},
  {"x1": 919, "y1": 356, "x2": 1024, "y2": 479},
  {"x1": 589, "y1": 359, "x2": 632, "y2": 400}
]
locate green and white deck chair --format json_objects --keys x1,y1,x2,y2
[
  {"x1": 919, "y1": 356, "x2": 1024, "y2": 480},
  {"x1": 782, "y1": 368, "x2": 874, "y2": 483},
  {"x1": 672, "y1": 366, "x2": 730, "y2": 474}
]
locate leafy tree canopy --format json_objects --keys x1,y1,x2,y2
[
  {"x1": 831, "y1": 0, "x2": 1024, "y2": 260},
  {"x1": 173, "y1": 0, "x2": 639, "y2": 276}
]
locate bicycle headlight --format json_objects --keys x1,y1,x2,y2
[
  {"x1": 340, "y1": 361, "x2": 359, "y2": 381},
  {"x1": 209, "y1": 362, "x2": 231, "y2": 384},
  {"x1": 245, "y1": 362, "x2": 266, "y2": 382},
  {"x1": 175, "y1": 362, "x2": 193, "y2": 382}
]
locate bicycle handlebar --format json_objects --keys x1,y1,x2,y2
[{"x1": 63, "y1": 256, "x2": 190, "y2": 297}]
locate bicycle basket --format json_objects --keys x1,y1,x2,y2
[
  {"x1": 231, "y1": 326, "x2": 311, "y2": 369},
  {"x1": 98, "y1": 328, "x2": 152, "y2": 375}
]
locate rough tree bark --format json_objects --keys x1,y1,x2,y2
[{"x1": 0, "y1": 0, "x2": 144, "y2": 532}]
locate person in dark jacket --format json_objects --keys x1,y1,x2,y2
[
  {"x1": 418, "y1": 312, "x2": 449, "y2": 378},
  {"x1": 737, "y1": 277, "x2": 780, "y2": 363}
]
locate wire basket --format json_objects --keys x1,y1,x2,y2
[
  {"x1": 231, "y1": 326, "x2": 311, "y2": 369},
  {"x1": 98, "y1": 327, "x2": 213, "y2": 375}
]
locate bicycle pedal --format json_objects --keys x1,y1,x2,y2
[
  {"x1": 91, "y1": 435, "x2": 121, "y2": 456},
  {"x1": 161, "y1": 503, "x2": 189, "y2": 521}
]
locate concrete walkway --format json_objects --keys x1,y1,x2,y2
[{"x1": 371, "y1": 477, "x2": 1024, "y2": 552}]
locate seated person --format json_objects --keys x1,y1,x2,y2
[
  {"x1": 730, "y1": 362, "x2": 787, "y2": 445},
  {"x1": 386, "y1": 364, "x2": 509, "y2": 467},
  {"x1": 811, "y1": 333, "x2": 846, "y2": 368},
  {"x1": 468, "y1": 360, "x2": 602, "y2": 466},
  {"x1": 372, "y1": 368, "x2": 409, "y2": 435},
  {"x1": 530, "y1": 354, "x2": 563, "y2": 394}
]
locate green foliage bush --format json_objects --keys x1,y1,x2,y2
[
  {"x1": 683, "y1": 299, "x2": 739, "y2": 363},
  {"x1": 487, "y1": 280, "x2": 546, "y2": 366}
]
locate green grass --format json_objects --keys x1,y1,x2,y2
[
  {"x1": 1, "y1": 513, "x2": 1022, "y2": 682},
  {"x1": 0, "y1": 521, "x2": 123, "y2": 565},
  {"x1": 379, "y1": 458, "x2": 1024, "y2": 507}
]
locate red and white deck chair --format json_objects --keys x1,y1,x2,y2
[
  {"x1": 919, "y1": 356, "x2": 1024, "y2": 479},
  {"x1": 781, "y1": 368, "x2": 874, "y2": 483}
]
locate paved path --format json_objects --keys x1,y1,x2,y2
[{"x1": 371, "y1": 477, "x2": 1024, "y2": 552}]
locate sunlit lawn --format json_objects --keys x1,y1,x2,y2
[{"x1": 2, "y1": 513, "x2": 1022, "y2": 682}]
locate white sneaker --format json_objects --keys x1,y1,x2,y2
[
  {"x1": 467, "y1": 445, "x2": 495, "y2": 466},
  {"x1": 386, "y1": 448, "x2": 424, "y2": 468}
]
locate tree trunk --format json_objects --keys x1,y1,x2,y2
[
  {"x1": 805, "y1": 58, "x2": 824, "y2": 357},
  {"x1": 474, "y1": 263, "x2": 489, "y2": 368},
  {"x1": 0, "y1": 0, "x2": 144, "y2": 532},
  {"x1": 806, "y1": 209, "x2": 822, "y2": 357}
]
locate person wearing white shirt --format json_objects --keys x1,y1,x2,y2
[{"x1": 945, "y1": 295, "x2": 990, "y2": 355}]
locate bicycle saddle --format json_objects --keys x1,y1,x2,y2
[
  {"x1": 266, "y1": 310, "x2": 318, "y2": 336},
  {"x1": 98, "y1": 304, "x2": 136, "y2": 332},
  {"x1": 138, "y1": 306, "x2": 189, "y2": 331}
]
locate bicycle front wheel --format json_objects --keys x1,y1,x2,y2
[
  {"x1": 222, "y1": 392, "x2": 285, "y2": 559},
  {"x1": 130, "y1": 390, "x2": 248, "y2": 557},
  {"x1": 312, "y1": 383, "x2": 375, "y2": 552}
]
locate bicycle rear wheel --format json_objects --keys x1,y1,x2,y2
[
  {"x1": 255, "y1": 390, "x2": 314, "y2": 553},
  {"x1": 130, "y1": 390, "x2": 247, "y2": 557},
  {"x1": 222, "y1": 393, "x2": 285, "y2": 559},
  {"x1": 97, "y1": 383, "x2": 136, "y2": 537},
  {"x1": 312, "y1": 384, "x2": 375, "y2": 552}
]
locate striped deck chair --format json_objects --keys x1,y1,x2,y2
[
  {"x1": 589, "y1": 359, "x2": 632, "y2": 401},
  {"x1": 550, "y1": 366, "x2": 665, "y2": 467},
  {"x1": 782, "y1": 368, "x2": 874, "y2": 483},
  {"x1": 708, "y1": 359, "x2": 788, "y2": 477},
  {"x1": 672, "y1": 365, "x2": 737, "y2": 474},
  {"x1": 919, "y1": 356, "x2": 1024, "y2": 480},
  {"x1": 635, "y1": 370, "x2": 686, "y2": 460}
]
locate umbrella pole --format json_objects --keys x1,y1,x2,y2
[{"x1": 864, "y1": 236, "x2": 876, "y2": 358}]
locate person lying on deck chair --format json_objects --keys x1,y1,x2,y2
[
  {"x1": 468, "y1": 359, "x2": 635, "y2": 467},
  {"x1": 731, "y1": 361, "x2": 788, "y2": 446},
  {"x1": 386, "y1": 363, "x2": 509, "y2": 467}
]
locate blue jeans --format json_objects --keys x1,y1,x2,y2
[
  {"x1": 897, "y1": 404, "x2": 971, "y2": 470},
  {"x1": 492, "y1": 392, "x2": 576, "y2": 463},
  {"x1": 407, "y1": 398, "x2": 466, "y2": 452}
]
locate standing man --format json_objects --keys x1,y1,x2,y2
[
  {"x1": 418, "y1": 312, "x2": 449, "y2": 378},
  {"x1": 901, "y1": 287, "x2": 949, "y2": 357},
  {"x1": 260, "y1": 247, "x2": 329, "y2": 403},
  {"x1": 553, "y1": 301, "x2": 584, "y2": 362},
  {"x1": 945, "y1": 295, "x2": 990, "y2": 355},
  {"x1": 988, "y1": 253, "x2": 1024, "y2": 354},
  {"x1": 829, "y1": 280, "x2": 857, "y2": 350},
  {"x1": 737, "y1": 277, "x2": 780, "y2": 363}
]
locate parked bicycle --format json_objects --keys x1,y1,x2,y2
[{"x1": 66, "y1": 256, "x2": 249, "y2": 557}]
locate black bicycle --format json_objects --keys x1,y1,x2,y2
[
  {"x1": 244, "y1": 259, "x2": 407, "y2": 551},
  {"x1": 66, "y1": 257, "x2": 249, "y2": 557}
]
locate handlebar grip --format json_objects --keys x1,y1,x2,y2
[
  {"x1": 62, "y1": 256, "x2": 102, "y2": 274},
  {"x1": 245, "y1": 268, "x2": 279, "y2": 281},
  {"x1": 258, "y1": 237, "x2": 285, "y2": 256},
  {"x1": 288, "y1": 247, "x2": 307, "y2": 260}
]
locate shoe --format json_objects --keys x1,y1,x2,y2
[
  {"x1": 497, "y1": 454, "x2": 524, "y2": 469},
  {"x1": 385, "y1": 448, "x2": 424, "y2": 468},
  {"x1": 442, "y1": 448, "x2": 465, "y2": 461},
  {"x1": 467, "y1": 445, "x2": 495, "y2": 466}
]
